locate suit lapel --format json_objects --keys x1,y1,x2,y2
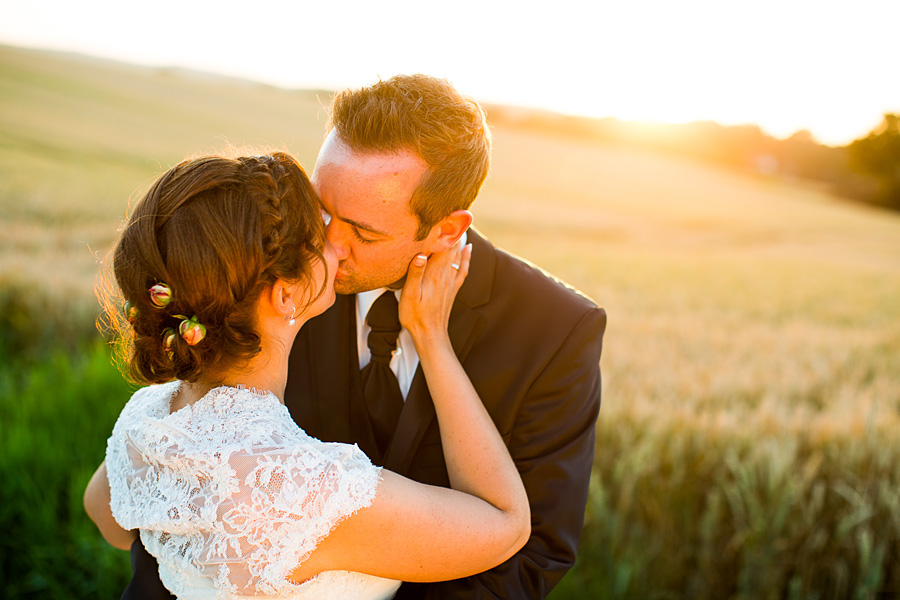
[
  {"x1": 383, "y1": 229, "x2": 495, "y2": 473},
  {"x1": 288, "y1": 294, "x2": 380, "y2": 458}
]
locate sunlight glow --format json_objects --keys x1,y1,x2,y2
[{"x1": 0, "y1": 0, "x2": 897, "y2": 146}]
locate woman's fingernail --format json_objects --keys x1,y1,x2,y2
[{"x1": 414, "y1": 254, "x2": 427, "y2": 266}]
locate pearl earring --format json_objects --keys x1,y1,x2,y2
[{"x1": 287, "y1": 306, "x2": 296, "y2": 327}]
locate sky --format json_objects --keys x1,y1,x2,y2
[{"x1": 1, "y1": 0, "x2": 898, "y2": 146}]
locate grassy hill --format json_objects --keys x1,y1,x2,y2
[
  {"x1": 0, "y1": 44, "x2": 328, "y2": 315},
  {"x1": 2, "y1": 44, "x2": 900, "y2": 598}
]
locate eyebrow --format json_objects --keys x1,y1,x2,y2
[{"x1": 342, "y1": 216, "x2": 390, "y2": 237}]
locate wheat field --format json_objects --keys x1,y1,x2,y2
[{"x1": 2, "y1": 44, "x2": 900, "y2": 598}]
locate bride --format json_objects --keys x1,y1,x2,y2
[{"x1": 83, "y1": 152, "x2": 529, "y2": 599}]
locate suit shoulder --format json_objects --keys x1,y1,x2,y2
[{"x1": 492, "y1": 244, "x2": 601, "y2": 315}]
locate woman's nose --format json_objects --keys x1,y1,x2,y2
[{"x1": 325, "y1": 223, "x2": 350, "y2": 260}]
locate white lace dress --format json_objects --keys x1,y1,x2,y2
[{"x1": 106, "y1": 382, "x2": 402, "y2": 600}]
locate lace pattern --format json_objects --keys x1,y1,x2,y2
[{"x1": 106, "y1": 382, "x2": 392, "y2": 598}]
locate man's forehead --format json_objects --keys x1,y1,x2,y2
[
  {"x1": 315, "y1": 131, "x2": 426, "y2": 173},
  {"x1": 313, "y1": 159, "x2": 424, "y2": 200}
]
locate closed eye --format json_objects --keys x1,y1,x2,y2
[
  {"x1": 351, "y1": 226, "x2": 376, "y2": 244},
  {"x1": 320, "y1": 203, "x2": 385, "y2": 243}
]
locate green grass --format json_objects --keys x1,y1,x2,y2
[
  {"x1": 0, "y1": 343, "x2": 134, "y2": 598},
  {"x1": 3, "y1": 43, "x2": 900, "y2": 599}
]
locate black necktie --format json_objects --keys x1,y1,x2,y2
[{"x1": 360, "y1": 291, "x2": 404, "y2": 459}]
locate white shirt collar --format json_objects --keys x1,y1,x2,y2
[{"x1": 354, "y1": 231, "x2": 468, "y2": 398}]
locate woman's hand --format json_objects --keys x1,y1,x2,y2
[{"x1": 399, "y1": 242, "x2": 472, "y2": 344}]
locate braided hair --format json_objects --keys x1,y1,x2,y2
[{"x1": 98, "y1": 152, "x2": 325, "y2": 384}]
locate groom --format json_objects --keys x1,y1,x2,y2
[{"x1": 125, "y1": 75, "x2": 606, "y2": 599}]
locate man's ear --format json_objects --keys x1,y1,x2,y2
[{"x1": 425, "y1": 210, "x2": 474, "y2": 253}]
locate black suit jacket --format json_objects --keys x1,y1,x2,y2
[{"x1": 122, "y1": 229, "x2": 606, "y2": 600}]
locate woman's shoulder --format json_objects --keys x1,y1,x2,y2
[
  {"x1": 181, "y1": 386, "x2": 313, "y2": 449},
  {"x1": 110, "y1": 381, "x2": 179, "y2": 433},
  {"x1": 219, "y1": 388, "x2": 382, "y2": 491}
]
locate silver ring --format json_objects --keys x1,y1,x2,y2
[{"x1": 450, "y1": 263, "x2": 460, "y2": 270}]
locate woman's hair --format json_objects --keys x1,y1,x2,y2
[
  {"x1": 328, "y1": 74, "x2": 491, "y2": 240},
  {"x1": 98, "y1": 151, "x2": 325, "y2": 385}
]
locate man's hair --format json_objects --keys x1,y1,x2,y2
[{"x1": 328, "y1": 74, "x2": 492, "y2": 239}]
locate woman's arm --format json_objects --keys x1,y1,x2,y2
[
  {"x1": 84, "y1": 461, "x2": 138, "y2": 550},
  {"x1": 291, "y1": 244, "x2": 530, "y2": 583}
]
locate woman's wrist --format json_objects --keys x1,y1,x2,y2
[{"x1": 409, "y1": 326, "x2": 452, "y2": 357}]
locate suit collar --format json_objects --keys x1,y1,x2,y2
[{"x1": 455, "y1": 227, "x2": 494, "y2": 310}]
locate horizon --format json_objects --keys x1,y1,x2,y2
[{"x1": 1, "y1": 0, "x2": 898, "y2": 146}]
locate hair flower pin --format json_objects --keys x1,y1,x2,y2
[
  {"x1": 177, "y1": 315, "x2": 207, "y2": 346},
  {"x1": 162, "y1": 328, "x2": 177, "y2": 357},
  {"x1": 124, "y1": 301, "x2": 139, "y2": 324},
  {"x1": 149, "y1": 283, "x2": 173, "y2": 308}
]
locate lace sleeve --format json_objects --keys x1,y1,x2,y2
[{"x1": 216, "y1": 441, "x2": 383, "y2": 594}]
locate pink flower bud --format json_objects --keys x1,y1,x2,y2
[
  {"x1": 149, "y1": 283, "x2": 173, "y2": 308},
  {"x1": 179, "y1": 316, "x2": 207, "y2": 346}
]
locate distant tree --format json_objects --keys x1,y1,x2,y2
[
  {"x1": 776, "y1": 130, "x2": 849, "y2": 184},
  {"x1": 847, "y1": 113, "x2": 900, "y2": 210}
]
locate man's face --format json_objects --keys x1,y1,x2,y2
[{"x1": 312, "y1": 131, "x2": 433, "y2": 294}]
